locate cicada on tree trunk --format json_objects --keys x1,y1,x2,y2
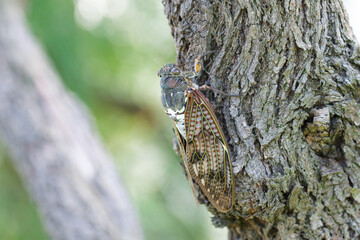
[{"x1": 158, "y1": 54, "x2": 235, "y2": 213}]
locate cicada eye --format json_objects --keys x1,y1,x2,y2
[{"x1": 170, "y1": 67, "x2": 181, "y2": 75}]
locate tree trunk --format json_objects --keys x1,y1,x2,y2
[
  {"x1": 162, "y1": 0, "x2": 360, "y2": 239},
  {"x1": 0, "y1": 1, "x2": 143, "y2": 239}
]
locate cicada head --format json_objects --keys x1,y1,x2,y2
[
  {"x1": 157, "y1": 63, "x2": 181, "y2": 77},
  {"x1": 158, "y1": 64, "x2": 188, "y2": 121}
]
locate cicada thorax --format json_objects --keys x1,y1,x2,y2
[{"x1": 159, "y1": 64, "x2": 188, "y2": 137}]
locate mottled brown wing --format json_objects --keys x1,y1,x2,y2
[{"x1": 183, "y1": 87, "x2": 235, "y2": 212}]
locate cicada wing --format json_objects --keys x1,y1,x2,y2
[
  {"x1": 184, "y1": 89, "x2": 235, "y2": 212},
  {"x1": 173, "y1": 123, "x2": 199, "y2": 207}
]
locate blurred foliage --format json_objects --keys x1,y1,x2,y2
[
  {"x1": 0, "y1": 150, "x2": 47, "y2": 240},
  {"x1": 0, "y1": 0, "x2": 227, "y2": 239}
]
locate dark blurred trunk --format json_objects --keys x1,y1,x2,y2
[
  {"x1": 0, "y1": 0, "x2": 143, "y2": 239},
  {"x1": 162, "y1": 0, "x2": 360, "y2": 239}
]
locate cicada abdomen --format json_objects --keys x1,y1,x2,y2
[{"x1": 158, "y1": 58, "x2": 235, "y2": 213}]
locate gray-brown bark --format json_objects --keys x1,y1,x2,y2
[
  {"x1": 0, "y1": 1, "x2": 143, "y2": 239},
  {"x1": 162, "y1": 0, "x2": 360, "y2": 239}
]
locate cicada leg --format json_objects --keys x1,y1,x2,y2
[{"x1": 194, "y1": 51, "x2": 215, "y2": 74}]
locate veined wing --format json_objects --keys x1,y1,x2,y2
[{"x1": 184, "y1": 88, "x2": 235, "y2": 212}]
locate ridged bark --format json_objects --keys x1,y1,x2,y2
[{"x1": 162, "y1": 0, "x2": 360, "y2": 239}]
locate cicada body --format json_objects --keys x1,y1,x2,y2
[{"x1": 158, "y1": 60, "x2": 235, "y2": 213}]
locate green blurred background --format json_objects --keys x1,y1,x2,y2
[{"x1": 0, "y1": 0, "x2": 228, "y2": 239}]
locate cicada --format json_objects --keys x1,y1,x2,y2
[{"x1": 158, "y1": 55, "x2": 235, "y2": 212}]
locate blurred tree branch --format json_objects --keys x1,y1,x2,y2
[
  {"x1": 0, "y1": 0, "x2": 143, "y2": 239},
  {"x1": 162, "y1": 0, "x2": 360, "y2": 239}
]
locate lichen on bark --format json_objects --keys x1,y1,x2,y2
[{"x1": 162, "y1": 0, "x2": 360, "y2": 239}]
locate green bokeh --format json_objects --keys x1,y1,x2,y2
[
  {"x1": 0, "y1": 0, "x2": 227, "y2": 239},
  {"x1": 0, "y1": 151, "x2": 47, "y2": 240}
]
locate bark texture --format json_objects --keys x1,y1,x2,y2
[
  {"x1": 0, "y1": 1, "x2": 143, "y2": 239},
  {"x1": 162, "y1": 0, "x2": 360, "y2": 239}
]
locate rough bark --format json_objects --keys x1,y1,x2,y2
[
  {"x1": 162, "y1": 0, "x2": 360, "y2": 239},
  {"x1": 0, "y1": 1, "x2": 143, "y2": 239}
]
